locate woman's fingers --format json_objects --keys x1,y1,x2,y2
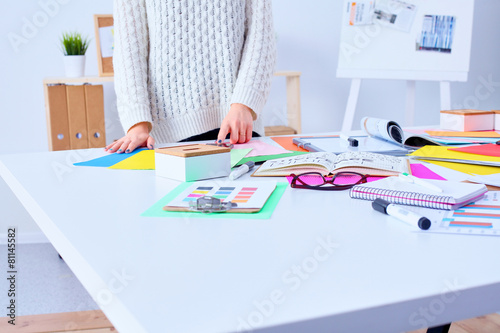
[
  {"x1": 217, "y1": 123, "x2": 230, "y2": 144},
  {"x1": 116, "y1": 138, "x2": 131, "y2": 154},
  {"x1": 245, "y1": 125, "x2": 253, "y2": 143},
  {"x1": 146, "y1": 136, "x2": 155, "y2": 149},
  {"x1": 106, "y1": 139, "x2": 122, "y2": 153}
]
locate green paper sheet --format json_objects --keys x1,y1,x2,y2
[
  {"x1": 235, "y1": 151, "x2": 309, "y2": 166},
  {"x1": 141, "y1": 182, "x2": 288, "y2": 219},
  {"x1": 231, "y1": 148, "x2": 253, "y2": 168}
]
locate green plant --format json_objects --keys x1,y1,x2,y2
[{"x1": 60, "y1": 31, "x2": 90, "y2": 56}]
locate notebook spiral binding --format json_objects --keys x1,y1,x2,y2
[{"x1": 349, "y1": 187, "x2": 455, "y2": 210}]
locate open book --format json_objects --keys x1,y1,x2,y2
[
  {"x1": 252, "y1": 151, "x2": 410, "y2": 177},
  {"x1": 362, "y1": 117, "x2": 444, "y2": 148}
]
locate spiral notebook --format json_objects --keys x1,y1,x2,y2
[{"x1": 349, "y1": 176, "x2": 488, "y2": 210}]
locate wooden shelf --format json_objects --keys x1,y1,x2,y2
[
  {"x1": 44, "y1": 72, "x2": 300, "y2": 85},
  {"x1": 43, "y1": 76, "x2": 114, "y2": 85},
  {"x1": 42, "y1": 71, "x2": 302, "y2": 151},
  {"x1": 274, "y1": 71, "x2": 301, "y2": 77}
]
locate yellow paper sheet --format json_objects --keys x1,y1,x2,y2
[
  {"x1": 410, "y1": 146, "x2": 500, "y2": 175},
  {"x1": 108, "y1": 150, "x2": 155, "y2": 170},
  {"x1": 416, "y1": 159, "x2": 500, "y2": 175},
  {"x1": 425, "y1": 130, "x2": 500, "y2": 138},
  {"x1": 107, "y1": 148, "x2": 254, "y2": 170}
]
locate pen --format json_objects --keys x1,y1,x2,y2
[
  {"x1": 339, "y1": 134, "x2": 359, "y2": 147},
  {"x1": 229, "y1": 161, "x2": 255, "y2": 180},
  {"x1": 398, "y1": 172, "x2": 443, "y2": 193},
  {"x1": 372, "y1": 198, "x2": 431, "y2": 230}
]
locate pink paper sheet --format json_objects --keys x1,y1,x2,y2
[
  {"x1": 233, "y1": 140, "x2": 290, "y2": 157},
  {"x1": 284, "y1": 163, "x2": 445, "y2": 186},
  {"x1": 410, "y1": 163, "x2": 447, "y2": 180}
]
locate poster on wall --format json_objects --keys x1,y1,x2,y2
[
  {"x1": 416, "y1": 15, "x2": 456, "y2": 53},
  {"x1": 374, "y1": 0, "x2": 417, "y2": 32},
  {"x1": 345, "y1": 1, "x2": 375, "y2": 26}
]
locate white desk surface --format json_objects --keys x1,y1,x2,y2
[{"x1": 1, "y1": 137, "x2": 499, "y2": 333}]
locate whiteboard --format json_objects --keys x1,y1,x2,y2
[{"x1": 337, "y1": 0, "x2": 475, "y2": 81}]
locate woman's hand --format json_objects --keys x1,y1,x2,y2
[
  {"x1": 217, "y1": 103, "x2": 255, "y2": 144},
  {"x1": 105, "y1": 122, "x2": 155, "y2": 153}
]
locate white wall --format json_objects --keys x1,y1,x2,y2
[{"x1": 1, "y1": 0, "x2": 500, "y2": 240}]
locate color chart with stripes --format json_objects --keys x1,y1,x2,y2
[
  {"x1": 168, "y1": 181, "x2": 277, "y2": 210},
  {"x1": 437, "y1": 192, "x2": 500, "y2": 236},
  {"x1": 181, "y1": 187, "x2": 259, "y2": 204},
  {"x1": 182, "y1": 187, "x2": 232, "y2": 202},
  {"x1": 232, "y1": 187, "x2": 258, "y2": 203}
]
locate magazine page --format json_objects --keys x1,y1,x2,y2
[
  {"x1": 361, "y1": 117, "x2": 404, "y2": 145},
  {"x1": 332, "y1": 152, "x2": 409, "y2": 173}
]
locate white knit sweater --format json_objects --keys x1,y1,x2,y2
[{"x1": 113, "y1": 0, "x2": 276, "y2": 143}]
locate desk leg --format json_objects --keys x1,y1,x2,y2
[{"x1": 426, "y1": 323, "x2": 451, "y2": 333}]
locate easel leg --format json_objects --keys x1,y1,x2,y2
[
  {"x1": 440, "y1": 81, "x2": 451, "y2": 111},
  {"x1": 405, "y1": 80, "x2": 416, "y2": 126},
  {"x1": 341, "y1": 78, "x2": 362, "y2": 132}
]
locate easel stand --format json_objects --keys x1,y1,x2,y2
[{"x1": 340, "y1": 79, "x2": 452, "y2": 132}]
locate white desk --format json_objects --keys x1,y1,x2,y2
[{"x1": 1, "y1": 137, "x2": 499, "y2": 333}]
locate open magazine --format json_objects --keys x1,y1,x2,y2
[
  {"x1": 361, "y1": 117, "x2": 444, "y2": 148},
  {"x1": 291, "y1": 117, "x2": 442, "y2": 154}
]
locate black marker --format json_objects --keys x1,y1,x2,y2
[
  {"x1": 372, "y1": 198, "x2": 431, "y2": 230},
  {"x1": 339, "y1": 134, "x2": 359, "y2": 147}
]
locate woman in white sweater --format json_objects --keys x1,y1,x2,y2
[{"x1": 106, "y1": 0, "x2": 276, "y2": 153}]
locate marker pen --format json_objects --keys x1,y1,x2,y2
[
  {"x1": 229, "y1": 161, "x2": 255, "y2": 180},
  {"x1": 372, "y1": 198, "x2": 431, "y2": 230},
  {"x1": 398, "y1": 172, "x2": 443, "y2": 193},
  {"x1": 339, "y1": 134, "x2": 359, "y2": 147}
]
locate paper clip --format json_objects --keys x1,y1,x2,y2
[{"x1": 188, "y1": 196, "x2": 237, "y2": 213}]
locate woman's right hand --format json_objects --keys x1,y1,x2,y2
[{"x1": 105, "y1": 122, "x2": 155, "y2": 153}]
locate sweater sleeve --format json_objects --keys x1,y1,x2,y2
[
  {"x1": 113, "y1": 0, "x2": 152, "y2": 133},
  {"x1": 230, "y1": 0, "x2": 276, "y2": 119}
]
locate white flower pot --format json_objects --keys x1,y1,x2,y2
[{"x1": 64, "y1": 55, "x2": 86, "y2": 78}]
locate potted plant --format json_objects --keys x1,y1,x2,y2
[{"x1": 61, "y1": 31, "x2": 90, "y2": 78}]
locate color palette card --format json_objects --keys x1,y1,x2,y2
[{"x1": 166, "y1": 181, "x2": 277, "y2": 210}]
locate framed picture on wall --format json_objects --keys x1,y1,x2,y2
[{"x1": 93, "y1": 14, "x2": 114, "y2": 77}]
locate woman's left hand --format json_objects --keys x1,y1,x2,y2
[{"x1": 217, "y1": 103, "x2": 255, "y2": 144}]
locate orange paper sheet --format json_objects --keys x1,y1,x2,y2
[
  {"x1": 270, "y1": 135, "x2": 338, "y2": 152},
  {"x1": 425, "y1": 130, "x2": 500, "y2": 138},
  {"x1": 450, "y1": 144, "x2": 500, "y2": 158}
]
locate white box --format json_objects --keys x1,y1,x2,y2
[
  {"x1": 155, "y1": 144, "x2": 231, "y2": 182},
  {"x1": 440, "y1": 109, "x2": 494, "y2": 131},
  {"x1": 495, "y1": 111, "x2": 500, "y2": 131}
]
